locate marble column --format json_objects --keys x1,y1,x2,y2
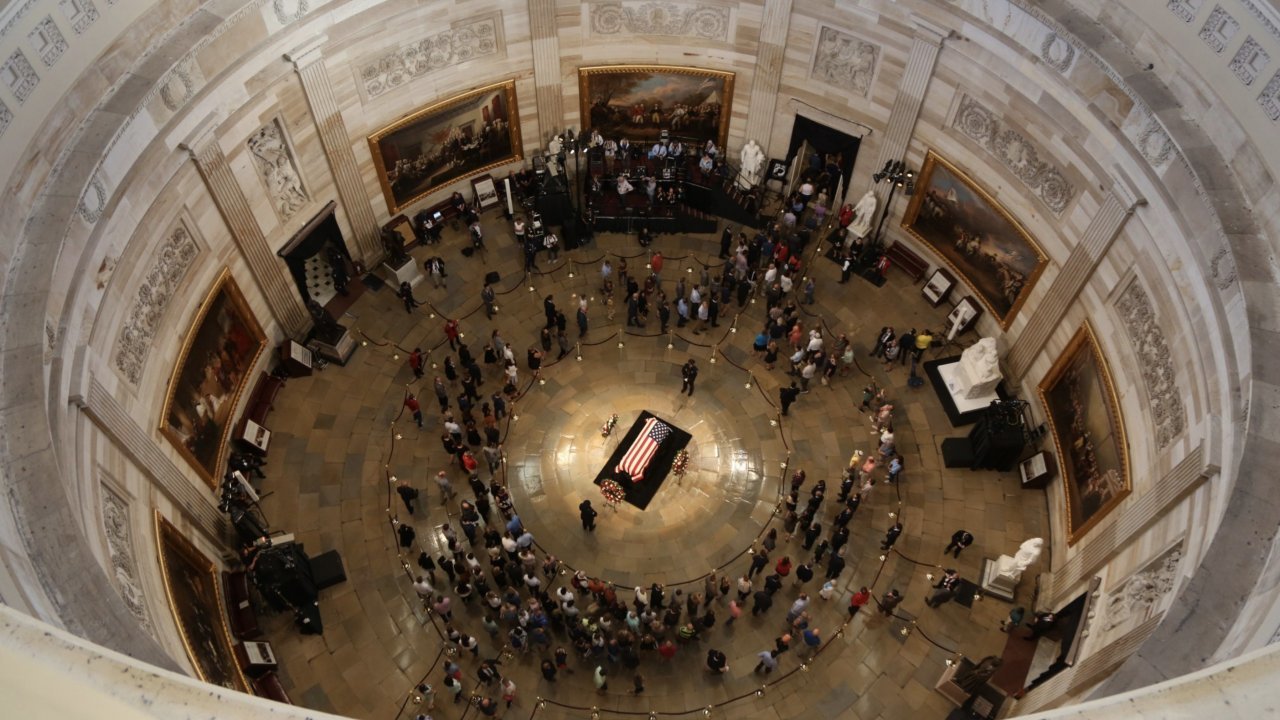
[
  {"x1": 179, "y1": 120, "x2": 310, "y2": 338},
  {"x1": 528, "y1": 0, "x2": 563, "y2": 141},
  {"x1": 741, "y1": 0, "x2": 795, "y2": 150},
  {"x1": 285, "y1": 41, "x2": 383, "y2": 265},
  {"x1": 858, "y1": 17, "x2": 948, "y2": 207},
  {"x1": 1006, "y1": 178, "x2": 1145, "y2": 378}
]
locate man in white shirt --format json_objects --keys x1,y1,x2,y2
[{"x1": 799, "y1": 180, "x2": 815, "y2": 207}]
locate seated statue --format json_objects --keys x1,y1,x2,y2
[
  {"x1": 956, "y1": 337, "x2": 1002, "y2": 399},
  {"x1": 381, "y1": 227, "x2": 410, "y2": 267}
]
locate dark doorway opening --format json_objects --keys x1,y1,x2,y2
[
  {"x1": 277, "y1": 202, "x2": 362, "y2": 317},
  {"x1": 784, "y1": 116, "x2": 861, "y2": 202}
]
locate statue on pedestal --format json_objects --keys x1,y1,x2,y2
[
  {"x1": 849, "y1": 190, "x2": 878, "y2": 240},
  {"x1": 381, "y1": 227, "x2": 410, "y2": 268},
  {"x1": 955, "y1": 337, "x2": 1002, "y2": 399},
  {"x1": 994, "y1": 538, "x2": 1043, "y2": 583},
  {"x1": 738, "y1": 140, "x2": 765, "y2": 190}
]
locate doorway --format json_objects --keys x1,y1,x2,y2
[{"x1": 784, "y1": 115, "x2": 861, "y2": 202}]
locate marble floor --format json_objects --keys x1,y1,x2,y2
[{"x1": 255, "y1": 214, "x2": 1047, "y2": 720}]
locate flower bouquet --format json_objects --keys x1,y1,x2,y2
[
  {"x1": 601, "y1": 413, "x2": 619, "y2": 438},
  {"x1": 600, "y1": 478, "x2": 625, "y2": 507}
]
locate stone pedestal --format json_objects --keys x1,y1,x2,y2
[
  {"x1": 312, "y1": 325, "x2": 357, "y2": 366},
  {"x1": 980, "y1": 556, "x2": 1020, "y2": 602},
  {"x1": 379, "y1": 258, "x2": 423, "y2": 288}
]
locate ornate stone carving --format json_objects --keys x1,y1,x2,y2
[
  {"x1": 2, "y1": 49, "x2": 39, "y2": 104},
  {"x1": 1040, "y1": 32, "x2": 1076, "y2": 73},
  {"x1": 0, "y1": 0, "x2": 40, "y2": 39},
  {"x1": 29, "y1": 16, "x2": 67, "y2": 67},
  {"x1": 247, "y1": 119, "x2": 308, "y2": 221},
  {"x1": 100, "y1": 480, "x2": 154, "y2": 634},
  {"x1": 1209, "y1": 244, "x2": 1239, "y2": 289},
  {"x1": 1114, "y1": 280, "x2": 1187, "y2": 449},
  {"x1": 1239, "y1": 0, "x2": 1280, "y2": 42},
  {"x1": 1136, "y1": 117, "x2": 1174, "y2": 166},
  {"x1": 951, "y1": 94, "x2": 1076, "y2": 214},
  {"x1": 0, "y1": 98, "x2": 12, "y2": 139},
  {"x1": 78, "y1": 173, "x2": 106, "y2": 224},
  {"x1": 113, "y1": 226, "x2": 200, "y2": 385},
  {"x1": 272, "y1": 0, "x2": 309, "y2": 25},
  {"x1": 589, "y1": 2, "x2": 730, "y2": 41},
  {"x1": 1102, "y1": 545, "x2": 1182, "y2": 633},
  {"x1": 158, "y1": 59, "x2": 200, "y2": 112},
  {"x1": 358, "y1": 17, "x2": 501, "y2": 100},
  {"x1": 1230, "y1": 36, "x2": 1271, "y2": 86},
  {"x1": 809, "y1": 25, "x2": 880, "y2": 98},
  {"x1": 1199, "y1": 5, "x2": 1239, "y2": 53},
  {"x1": 57, "y1": 0, "x2": 98, "y2": 35},
  {"x1": 1167, "y1": 0, "x2": 1203, "y2": 23},
  {"x1": 1260, "y1": 70, "x2": 1280, "y2": 120}
]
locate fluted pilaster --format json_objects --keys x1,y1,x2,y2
[
  {"x1": 860, "y1": 18, "x2": 947, "y2": 206},
  {"x1": 179, "y1": 123, "x2": 310, "y2": 338},
  {"x1": 741, "y1": 0, "x2": 795, "y2": 149},
  {"x1": 285, "y1": 44, "x2": 382, "y2": 264},
  {"x1": 529, "y1": 0, "x2": 564, "y2": 140},
  {"x1": 1006, "y1": 178, "x2": 1143, "y2": 377}
]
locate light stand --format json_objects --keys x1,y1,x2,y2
[{"x1": 861, "y1": 159, "x2": 916, "y2": 264}]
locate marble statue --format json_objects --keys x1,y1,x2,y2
[
  {"x1": 992, "y1": 537, "x2": 1044, "y2": 585},
  {"x1": 848, "y1": 190, "x2": 877, "y2": 239},
  {"x1": 955, "y1": 337, "x2": 1002, "y2": 399},
  {"x1": 738, "y1": 139, "x2": 766, "y2": 189}
]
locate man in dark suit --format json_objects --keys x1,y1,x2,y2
[{"x1": 945, "y1": 529, "x2": 975, "y2": 558}]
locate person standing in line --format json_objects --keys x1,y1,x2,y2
[
  {"x1": 881, "y1": 521, "x2": 904, "y2": 551},
  {"x1": 444, "y1": 318, "x2": 461, "y2": 351},
  {"x1": 879, "y1": 589, "x2": 902, "y2": 616},
  {"x1": 780, "y1": 381, "x2": 801, "y2": 416},
  {"x1": 945, "y1": 529, "x2": 975, "y2": 558},
  {"x1": 403, "y1": 393, "x2": 424, "y2": 428},
  {"x1": 481, "y1": 282, "x2": 496, "y2": 319},
  {"x1": 848, "y1": 586, "x2": 871, "y2": 618},
  {"x1": 398, "y1": 281, "x2": 419, "y2": 314},
  {"x1": 577, "y1": 298, "x2": 589, "y2": 338},
  {"x1": 825, "y1": 549, "x2": 846, "y2": 580},
  {"x1": 579, "y1": 500, "x2": 598, "y2": 531},
  {"x1": 409, "y1": 348, "x2": 425, "y2": 379},
  {"x1": 680, "y1": 359, "x2": 698, "y2": 396},
  {"x1": 926, "y1": 569, "x2": 961, "y2": 608}
]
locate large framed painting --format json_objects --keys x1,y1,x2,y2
[
  {"x1": 902, "y1": 150, "x2": 1048, "y2": 328},
  {"x1": 160, "y1": 270, "x2": 266, "y2": 487},
  {"x1": 1039, "y1": 323, "x2": 1130, "y2": 545},
  {"x1": 369, "y1": 80, "x2": 522, "y2": 214},
  {"x1": 155, "y1": 513, "x2": 250, "y2": 692},
  {"x1": 579, "y1": 65, "x2": 735, "y2": 150}
]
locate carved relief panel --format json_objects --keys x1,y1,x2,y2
[
  {"x1": 100, "y1": 475, "x2": 155, "y2": 635},
  {"x1": 1101, "y1": 543, "x2": 1183, "y2": 635},
  {"x1": 246, "y1": 118, "x2": 309, "y2": 222},
  {"x1": 809, "y1": 25, "x2": 880, "y2": 98},
  {"x1": 113, "y1": 220, "x2": 201, "y2": 386},
  {"x1": 1113, "y1": 277, "x2": 1187, "y2": 450}
]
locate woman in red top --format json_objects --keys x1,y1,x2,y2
[
  {"x1": 775, "y1": 556, "x2": 792, "y2": 577},
  {"x1": 444, "y1": 318, "x2": 460, "y2": 349}
]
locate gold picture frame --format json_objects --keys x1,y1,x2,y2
[
  {"x1": 901, "y1": 150, "x2": 1048, "y2": 328},
  {"x1": 578, "y1": 64, "x2": 735, "y2": 151},
  {"x1": 1038, "y1": 322, "x2": 1131, "y2": 545},
  {"x1": 368, "y1": 80, "x2": 523, "y2": 214},
  {"x1": 159, "y1": 270, "x2": 266, "y2": 488},
  {"x1": 155, "y1": 513, "x2": 250, "y2": 692}
]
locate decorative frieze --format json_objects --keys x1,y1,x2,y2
[
  {"x1": 1199, "y1": 5, "x2": 1239, "y2": 53},
  {"x1": 1102, "y1": 544, "x2": 1182, "y2": 634},
  {"x1": 357, "y1": 16, "x2": 501, "y2": 100},
  {"x1": 0, "y1": 98, "x2": 12, "y2": 139},
  {"x1": 247, "y1": 119, "x2": 308, "y2": 221},
  {"x1": 29, "y1": 16, "x2": 67, "y2": 67},
  {"x1": 1167, "y1": 0, "x2": 1203, "y2": 23},
  {"x1": 2, "y1": 49, "x2": 39, "y2": 104},
  {"x1": 951, "y1": 94, "x2": 1076, "y2": 214},
  {"x1": 1230, "y1": 37, "x2": 1271, "y2": 86},
  {"x1": 1258, "y1": 70, "x2": 1280, "y2": 120},
  {"x1": 158, "y1": 58, "x2": 203, "y2": 113},
  {"x1": 1114, "y1": 280, "x2": 1187, "y2": 449},
  {"x1": 589, "y1": 2, "x2": 730, "y2": 41},
  {"x1": 100, "y1": 479, "x2": 154, "y2": 634},
  {"x1": 113, "y1": 225, "x2": 200, "y2": 385},
  {"x1": 809, "y1": 25, "x2": 880, "y2": 98}
]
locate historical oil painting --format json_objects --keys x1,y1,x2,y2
[
  {"x1": 160, "y1": 270, "x2": 265, "y2": 486},
  {"x1": 579, "y1": 65, "x2": 734, "y2": 150},
  {"x1": 369, "y1": 80, "x2": 522, "y2": 213},
  {"x1": 902, "y1": 150, "x2": 1048, "y2": 328},
  {"x1": 1039, "y1": 323, "x2": 1130, "y2": 544}
]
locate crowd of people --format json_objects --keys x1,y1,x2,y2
[{"x1": 384, "y1": 192, "x2": 1003, "y2": 719}]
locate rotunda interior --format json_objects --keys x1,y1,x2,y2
[{"x1": 1, "y1": 0, "x2": 1279, "y2": 718}]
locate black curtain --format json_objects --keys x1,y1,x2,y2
[{"x1": 785, "y1": 116, "x2": 860, "y2": 198}]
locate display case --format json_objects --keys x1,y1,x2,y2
[
  {"x1": 921, "y1": 267, "x2": 956, "y2": 307},
  {"x1": 945, "y1": 296, "x2": 983, "y2": 338}
]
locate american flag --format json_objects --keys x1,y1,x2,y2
[{"x1": 616, "y1": 417, "x2": 671, "y2": 482}]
